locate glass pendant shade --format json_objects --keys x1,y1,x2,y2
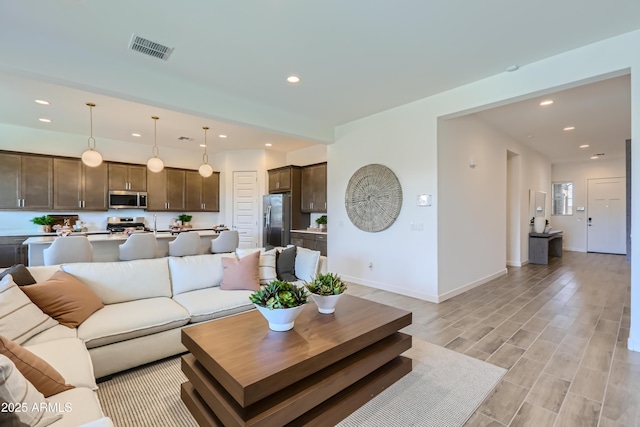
[
  {"x1": 147, "y1": 116, "x2": 164, "y2": 172},
  {"x1": 199, "y1": 163, "x2": 213, "y2": 177},
  {"x1": 82, "y1": 102, "x2": 103, "y2": 167}
]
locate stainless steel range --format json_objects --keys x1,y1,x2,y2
[{"x1": 106, "y1": 217, "x2": 149, "y2": 233}]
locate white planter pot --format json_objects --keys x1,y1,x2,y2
[
  {"x1": 254, "y1": 304, "x2": 305, "y2": 331},
  {"x1": 310, "y1": 293, "x2": 343, "y2": 314},
  {"x1": 533, "y1": 217, "x2": 546, "y2": 233}
]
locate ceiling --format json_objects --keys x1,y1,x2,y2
[{"x1": 0, "y1": 1, "x2": 638, "y2": 159}]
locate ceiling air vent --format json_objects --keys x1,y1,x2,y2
[
  {"x1": 178, "y1": 136, "x2": 193, "y2": 141},
  {"x1": 128, "y1": 34, "x2": 174, "y2": 61}
]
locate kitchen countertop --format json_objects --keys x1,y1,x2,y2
[
  {"x1": 290, "y1": 229, "x2": 328, "y2": 235},
  {"x1": 23, "y1": 230, "x2": 220, "y2": 245}
]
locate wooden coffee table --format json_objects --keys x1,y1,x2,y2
[{"x1": 180, "y1": 294, "x2": 412, "y2": 427}]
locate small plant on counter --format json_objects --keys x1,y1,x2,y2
[
  {"x1": 249, "y1": 280, "x2": 308, "y2": 309},
  {"x1": 30, "y1": 215, "x2": 56, "y2": 226},
  {"x1": 315, "y1": 215, "x2": 327, "y2": 226},
  {"x1": 305, "y1": 272, "x2": 347, "y2": 296},
  {"x1": 178, "y1": 214, "x2": 193, "y2": 223}
]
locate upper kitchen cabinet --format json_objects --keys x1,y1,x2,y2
[
  {"x1": 53, "y1": 158, "x2": 108, "y2": 211},
  {"x1": 268, "y1": 165, "x2": 300, "y2": 193},
  {"x1": 147, "y1": 168, "x2": 185, "y2": 211},
  {"x1": 108, "y1": 163, "x2": 147, "y2": 191},
  {"x1": 0, "y1": 152, "x2": 52, "y2": 210},
  {"x1": 301, "y1": 162, "x2": 327, "y2": 213},
  {"x1": 185, "y1": 171, "x2": 220, "y2": 212}
]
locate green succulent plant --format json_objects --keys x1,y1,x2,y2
[
  {"x1": 178, "y1": 214, "x2": 193, "y2": 223},
  {"x1": 305, "y1": 272, "x2": 347, "y2": 296},
  {"x1": 249, "y1": 280, "x2": 308, "y2": 309},
  {"x1": 31, "y1": 215, "x2": 56, "y2": 226}
]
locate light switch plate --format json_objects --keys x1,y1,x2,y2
[{"x1": 417, "y1": 194, "x2": 431, "y2": 206}]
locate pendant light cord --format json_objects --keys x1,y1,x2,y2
[
  {"x1": 202, "y1": 126, "x2": 209, "y2": 164},
  {"x1": 152, "y1": 116, "x2": 160, "y2": 157},
  {"x1": 87, "y1": 102, "x2": 96, "y2": 150}
]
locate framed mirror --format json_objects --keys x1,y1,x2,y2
[{"x1": 529, "y1": 190, "x2": 546, "y2": 219}]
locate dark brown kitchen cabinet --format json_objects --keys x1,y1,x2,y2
[
  {"x1": 53, "y1": 158, "x2": 108, "y2": 210},
  {"x1": 185, "y1": 171, "x2": 220, "y2": 212},
  {"x1": 0, "y1": 236, "x2": 29, "y2": 268},
  {"x1": 0, "y1": 153, "x2": 52, "y2": 210},
  {"x1": 108, "y1": 163, "x2": 147, "y2": 191},
  {"x1": 301, "y1": 162, "x2": 327, "y2": 213},
  {"x1": 147, "y1": 168, "x2": 185, "y2": 211},
  {"x1": 290, "y1": 231, "x2": 327, "y2": 256},
  {"x1": 268, "y1": 166, "x2": 300, "y2": 193}
]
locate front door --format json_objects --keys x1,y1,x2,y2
[{"x1": 587, "y1": 177, "x2": 626, "y2": 254}]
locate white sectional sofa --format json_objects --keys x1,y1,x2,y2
[{"x1": 5, "y1": 248, "x2": 326, "y2": 427}]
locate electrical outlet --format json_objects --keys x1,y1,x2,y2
[
  {"x1": 410, "y1": 222, "x2": 424, "y2": 231},
  {"x1": 368, "y1": 262, "x2": 373, "y2": 270}
]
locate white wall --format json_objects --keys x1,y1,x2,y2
[
  {"x1": 552, "y1": 158, "x2": 625, "y2": 252},
  {"x1": 331, "y1": 29, "x2": 639, "y2": 310},
  {"x1": 507, "y1": 152, "x2": 521, "y2": 266},
  {"x1": 286, "y1": 144, "x2": 328, "y2": 166}
]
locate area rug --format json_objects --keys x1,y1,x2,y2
[{"x1": 97, "y1": 338, "x2": 505, "y2": 427}]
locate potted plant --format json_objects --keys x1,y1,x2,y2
[
  {"x1": 315, "y1": 215, "x2": 327, "y2": 230},
  {"x1": 249, "y1": 280, "x2": 308, "y2": 331},
  {"x1": 31, "y1": 215, "x2": 56, "y2": 233},
  {"x1": 305, "y1": 272, "x2": 347, "y2": 314},
  {"x1": 178, "y1": 214, "x2": 193, "y2": 228}
]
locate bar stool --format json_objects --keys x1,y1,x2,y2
[
  {"x1": 211, "y1": 230, "x2": 239, "y2": 254},
  {"x1": 43, "y1": 236, "x2": 93, "y2": 265},
  {"x1": 119, "y1": 233, "x2": 158, "y2": 261},
  {"x1": 168, "y1": 232, "x2": 201, "y2": 257}
]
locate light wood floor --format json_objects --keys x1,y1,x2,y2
[{"x1": 345, "y1": 251, "x2": 636, "y2": 427}]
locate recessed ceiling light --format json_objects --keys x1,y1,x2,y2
[
  {"x1": 218, "y1": 134, "x2": 227, "y2": 139},
  {"x1": 265, "y1": 143, "x2": 273, "y2": 147},
  {"x1": 579, "y1": 144, "x2": 589, "y2": 148},
  {"x1": 563, "y1": 126, "x2": 575, "y2": 131},
  {"x1": 286, "y1": 75, "x2": 300, "y2": 84},
  {"x1": 38, "y1": 118, "x2": 51, "y2": 123},
  {"x1": 506, "y1": 65, "x2": 519, "y2": 72},
  {"x1": 590, "y1": 156, "x2": 599, "y2": 159},
  {"x1": 131, "y1": 133, "x2": 141, "y2": 137},
  {"x1": 34, "y1": 99, "x2": 50, "y2": 105},
  {"x1": 539, "y1": 100, "x2": 554, "y2": 106},
  {"x1": 199, "y1": 144, "x2": 206, "y2": 148}
]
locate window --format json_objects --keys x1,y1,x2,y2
[{"x1": 552, "y1": 182, "x2": 574, "y2": 215}]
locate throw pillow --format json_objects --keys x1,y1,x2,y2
[
  {"x1": 236, "y1": 248, "x2": 277, "y2": 285},
  {"x1": 20, "y1": 271, "x2": 104, "y2": 328},
  {"x1": 276, "y1": 245, "x2": 297, "y2": 282},
  {"x1": 0, "y1": 275, "x2": 58, "y2": 345},
  {"x1": 294, "y1": 247, "x2": 321, "y2": 282},
  {"x1": 220, "y1": 251, "x2": 260, "y2": 291},
  {"x1": 0, "y1": 264, "x2": 36, "y2": 286},
  {"x1": 0, "y1": 355, "x2": 63, "y2": 427},
  {"x1": 0, "y1": 336, "x2": 74, "y2": 397}
]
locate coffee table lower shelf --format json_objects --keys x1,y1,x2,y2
[{"x1": 182, "y1": 355, "x2": 412, "y2": 427}]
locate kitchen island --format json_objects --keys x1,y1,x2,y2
[
  {"x1": 290, "y1": 229, "x2": 327, "y2": 256},
  {"x1": 23, "y1": 230, "x2": 220, "y2": 266}
]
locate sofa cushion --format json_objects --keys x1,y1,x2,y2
[
  {"x1": 0, "y1": 354, "x2": 63, "y2": 426},
  {"x1": 0, "y1": 264, "x2": 36, "y2": 286},
  {"x1": 173, "y1": 287, "x2": 255, "y2": 323},
  {"x1": 28, "y1": 265, "x2": 63, "y2": 283},
  {"x1": 25, "y1": 338, "x2": 97, "y2": 391},
  {"x1": 0, "y1": 336, "x2": 74, "y2": 397},
  {"x1": 47, "y1": 388, "x2": 106, "y2": 427},
  {"x1": 61, "y1": 258, "x2": 172, "y2": 304},
  {"x1": 221, "y1": 251, "x2": 260, "y2": 291},
  {"x1": 236, "y1": 248, "x2": 277, "y2": 284},
  {"x1": 0, "y1": 275, "x2": 58, "y2": 345},
  {"x1": 78, "y1": 298, "x2": 190, "y2": 349},
  {"x1": 276, "y1": 246, "x2": 297, "y2": 282},
  {"x1": 168, "y1": 254, "x2": 227, "y2": 295},
  {"x1": 21, "y1": 271, "x2": 104, "y2": 328},
  {"x1": 294, "y1": 247, "x2": 321, "y2": 282},
  {"x1": 22, "y1": 325, "x2": 78, "y2": 347}
]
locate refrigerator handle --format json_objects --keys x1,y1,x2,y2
[{"x1": 265, "y1": 205, "x2": 271, "y2": 229}]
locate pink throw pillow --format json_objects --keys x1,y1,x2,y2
[{"x1": 221, "y1": 251, "x2": 260, "y2": 291}]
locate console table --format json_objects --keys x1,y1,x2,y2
[{"x1": 529, "y1": 232, "x2": 563, "y2": 265}]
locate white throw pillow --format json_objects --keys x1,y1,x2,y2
[
  {"x1": 0, "y1": 275, "x2": 58, "y2": 344},
  {"x1": 294, "y1": 247, "x2": 321, "y2": 282},
  {"x1": 0, "y1": 354, "x2": 63, "y2": 427},
  {"x1": 236, "y1": 248, "x2": 277, "y2": 285}
]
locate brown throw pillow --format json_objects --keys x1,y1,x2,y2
[
  {"x1": 220, "y1": 251, "x2": 260, "y2": 291},
  {"x1": 21, "y1": 271, "x2": 104, "y2": 328},
  {"x1": 0, "y1": 264, "x2": 36, "y2": 286},
  {"x1": 0, "y1": 335, "x2": 74, "y2": 398}
]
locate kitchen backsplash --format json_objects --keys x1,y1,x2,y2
[{"x1": 0, "y1": 210, "x2": 222, "y2": 235}]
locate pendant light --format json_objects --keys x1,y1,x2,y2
[
  {"x1": 147, "y1": 116, "x2": 164, "y2": 173},
  {"x1": 198, "y1": 126, "x2": 214, "y2": 177},
  {"x1": 81, "y1": 102, "x2": 103, "y2": 167}
]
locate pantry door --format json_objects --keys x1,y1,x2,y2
[{"x1": 233, "y1": 171, "x2": 259, "y2": 248}]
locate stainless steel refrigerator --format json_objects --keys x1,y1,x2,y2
[{"x1": 263, "y1": 193, "x2": 291, "y2": 248}]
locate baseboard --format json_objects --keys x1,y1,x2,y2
[
  {"x1": 341, "y1": 275, "x2": 440, "y2": 303},
  {"x1": 506, "y1": 260, "x2": 526, "y2": 267},
  {"x1": 436, "y1": 269, "x2": 508, "y2": 303}
]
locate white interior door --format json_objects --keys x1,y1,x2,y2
[
  {"x1": 587, "y1": 177, "x2": 626, "y2": 254},
  {"x1": 233, "y1": 171, "x2": 259, "y2": 249}
]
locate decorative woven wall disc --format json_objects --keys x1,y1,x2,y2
[{"x1": 344, "y1": 164, "x2": 403, "y2": 232}]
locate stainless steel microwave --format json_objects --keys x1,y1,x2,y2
[{"x1": 108, "y1": 191, "x2": 148, "y2": 209}]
